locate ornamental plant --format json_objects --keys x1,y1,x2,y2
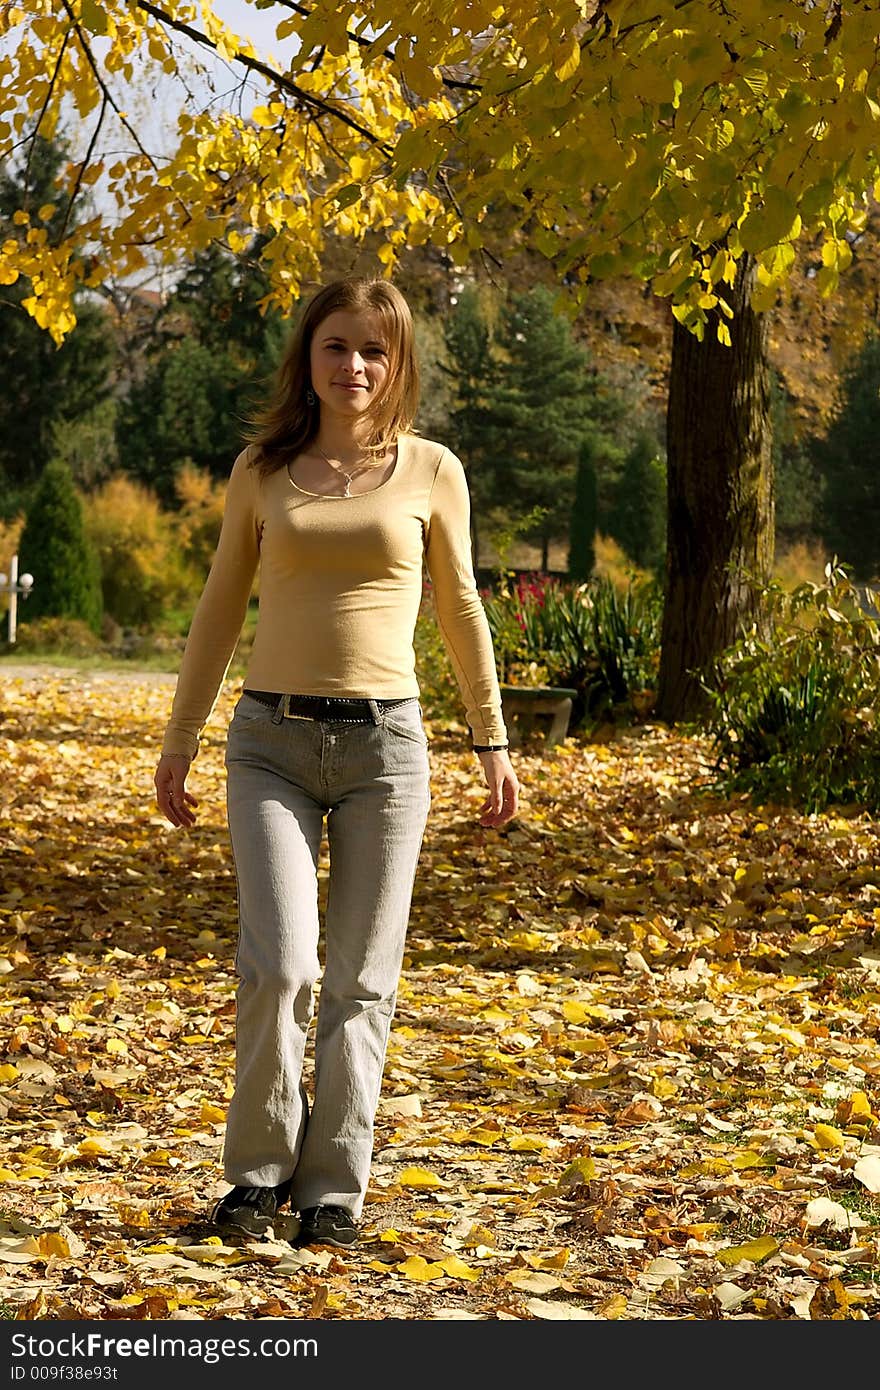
[
  {"x1": 483, "y1": 573, "x2": 662, "y2": 726},
  {"x1": 700, "y1": 562, "x2": 880, "y2": 813}
]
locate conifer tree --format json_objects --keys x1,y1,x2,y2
[
  {"x1": 812, "y1": 335, "x2": 880, "y2": 582},
  {"x1": 568, "y1": 437, "x2": 599, "y2": 581},
  {"x1": 608, "y1": 435, "x2": 667, "y2": 576},
  {"x1": 0, "y1": 134, "x2": 116, "y2": 517},
  {"x1": 442, "y1": 285, "x2": 496, "y2": 563},
  {"x1": 770, "y1": 371, "x2": 818, "y2": 552},
  {"x1": 486, "y1": 286, "x2": 606, "y2": 570},
  {"x1": 17, "y1": 459, "x2": 103, "y2": 633}
]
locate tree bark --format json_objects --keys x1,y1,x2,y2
[{"x1": 657, "y1": 253, "x2": 774, "y2": 722}]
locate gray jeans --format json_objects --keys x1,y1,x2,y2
[{"x1": 222, "y1": 692, "x2": 431, "y2": 1218}]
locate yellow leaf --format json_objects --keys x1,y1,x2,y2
[
  {"x1": 597, "y1": 1293, "x2": 628, "y2": 1319},
  {"x1": 813, "y1": 1124, "x2": 845, "y2": 1150},
  {"x1": 462, "y1": 1224, "x2": 495, "y2": 1249},
  {"x1": 716, "y1": 1236, "x2": 778, "y2": 1266},
  {"x1": 508, "y1": 932, "x2": 545, "y2": 950},
  {"x1": 105, "y1": 1038, "x2": 127, "y2": 1055},
  {"x1": 140, "y1": 1150, "x2": 173, "y2": 1167},
  {"x1": 0, "y1": 1064, "x2": 18, "y2": 1083},
  {"x1": 508, "y1": 1133, "x2": 549, "y2": 1152},
  {"x1": 117, "y1": 1206, "x2": 151, "y2": 1228},
  {"x1": 557, "y1": 1155, "x2": 596, "y2": 1186},
  {"x1": 563, "y1": 1000, "x2": 589, "y2": 1023},
  {"x1": 731, "y1": 1149, "x2": 773, "y2": 1170},
  {"x1": 650, "y1": 1075, "x2": 678, "y2": 1099},
  {"x1": 398, "y1": 1166, "x2": 445, "y2": 1189},
  {"x1": 839, "y1": 1091, "x2": 875, "y2": 1124},
  {"x1": 553, "y1": 35, "x2": 580, "y2": 82},
  {"x1": 78, "y1": 1139, "x2": 114, "y2": 1157},
  {"x1": 396, "y1": 1254, "x2": 447, "y2": 1281},
  {"x1": 525, "y1": 1248, "x2": 571, "y2": 1270},
  {"x1": 438, "y1": 1254, "x2": 479, "y2": 1281},
  {"x1": 200, "y1": 1102, "x2": 226, "y2": 1125},
  {"x1": 36, "y1": 1232, "x2": 70, "y2": 1258},
  {"x1": 460, "y1": 1126, "x2": 502, "y2": 1146}
]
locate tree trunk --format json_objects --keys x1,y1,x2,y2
[{"x1": 657, "y1": 253, "x2": 774, "y2": 722}]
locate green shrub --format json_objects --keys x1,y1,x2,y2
[
  {"x1": 9, "y1": 616, "x2": 103, "y2": 656},
  {"x1": 700, "y1": 561, "x2": 880, "y2": 812},
  {"x1": 17, "y1": 459, "x2": 103, "y2": 634}
]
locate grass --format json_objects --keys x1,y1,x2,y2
[{"x1": 0, "y1": 649, "x2": 180, "y2": 674}]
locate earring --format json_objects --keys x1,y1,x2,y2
[{"x1": 306, "y1": 386, "x2": 316, "y2": 407}]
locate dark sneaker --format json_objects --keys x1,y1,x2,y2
[
  {"x1": 296, "y1": 1204, "x2": 359, "y2": 1248},
  {"x1": 211, "y1": 1180, "x2": 292, "y2": 1236}
]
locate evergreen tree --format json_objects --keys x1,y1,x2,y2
[
  {"x1": 770, "y1": 370, "x2": 819, "y2": 551},
  {"x1": 607, "y1": 434, "x2": 667, "y2": 575},
  {"x1": 568, "y1": 437, "x2": 599, "y2": 580},
  {"x1": 484, "y1": 286, "x2": 607, "y2": 569},
  {"x1": 442, "y1": 285, "x2": 497, "y2": 562},
  {"x1": 812, "y1": 334, "x2": 880, "y2": 581},
  {"x1": 0, "y1": 133, "x2": 116, "y2": 516},
  {"x1": 17, "y1": 459, "x2": 103, "y2": 632},
  {"x1": 116, "y1": 241, "x2": 281, "y2": 504}
]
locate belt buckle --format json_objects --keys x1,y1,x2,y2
[{"x1": 282, "y1": 695, "x2": 313, "y2": 722}]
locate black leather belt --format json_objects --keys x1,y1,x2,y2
[{"x1": 243, "y1": 689, "x2": 412, "y2": 723}]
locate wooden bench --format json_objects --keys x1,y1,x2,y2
[{"x1": 500, "y1": 684, "x2": 577, "y2": 749}]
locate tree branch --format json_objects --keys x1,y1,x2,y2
[
  {"x1": 22, "y1": 25, "x2": 72, "y2": 206},
  {"x1": 56, "y1": 90, "x2": 107, "y2": 245},
  {"x1": 133, "y1": 1, "x2": 393, "y2": 151},
  {"x1": 266, "y1": 0, "x2": 480, "y2": 90},
  {"x1": 59, "y1": 0, "x2": 192, "y2": 231}
]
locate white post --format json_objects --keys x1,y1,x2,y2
[{"x1": 8, "y1": 552, "x2": 18, "y2": 645}]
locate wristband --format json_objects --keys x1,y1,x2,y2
[{"x1": 473, "y1": 743, "x2": 509, "y2": 753}]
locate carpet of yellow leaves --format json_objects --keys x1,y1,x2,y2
[{"x1": 1, "y1": 669, "x2": 879, "y2": 1322}]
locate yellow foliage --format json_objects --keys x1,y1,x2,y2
[
  {"x1": 4, "y1": 2, "x2": 880, "y2": 340},
  {"x1": 83, "y1": 474, "x2": 189, "y2": 628}
]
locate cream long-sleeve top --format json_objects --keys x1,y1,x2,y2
[{"x1": 160, "y1": 433, "x2": 508, "y2": 759}]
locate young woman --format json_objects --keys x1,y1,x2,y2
[{"x1": 153, "y1": 277, "x2": 519, "y2": 1249}]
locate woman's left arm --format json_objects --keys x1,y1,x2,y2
[{"x1": 425, "y1": 449, "x2": 520, "y2": 826}]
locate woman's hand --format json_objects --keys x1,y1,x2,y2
[
  {"x1": 154, "y1": 753, "x2": 198, "y2": 828},
  {"x1": 476, "y1": 749, "x2": 519, "y2": 828}
]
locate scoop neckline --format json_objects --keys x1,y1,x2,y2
[{"x1": 286, "y1": 436, "x2": 405, "y2": 499}]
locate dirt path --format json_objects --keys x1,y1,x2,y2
[{"x1": 0, "y1": 660, "x2": 178, "y2": 685}]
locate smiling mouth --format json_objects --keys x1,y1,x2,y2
[{"x1": 333, "y1": 382, "x2": 368, "y2": 390}]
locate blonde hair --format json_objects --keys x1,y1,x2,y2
[{"x1": 244, "y1": 278, "x2": 420, "y2": 476}]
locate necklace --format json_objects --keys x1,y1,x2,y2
[{"x1": 315, "y1": 446, "x2": 383, "y2": 497}]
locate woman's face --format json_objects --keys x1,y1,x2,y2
[{"x1": 309, "y1": 308, "x2": 392, "y2": 421}]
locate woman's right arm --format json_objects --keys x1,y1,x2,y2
[{"x1": 156, "y1": 448, "x2": 261, "y2": 802}]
